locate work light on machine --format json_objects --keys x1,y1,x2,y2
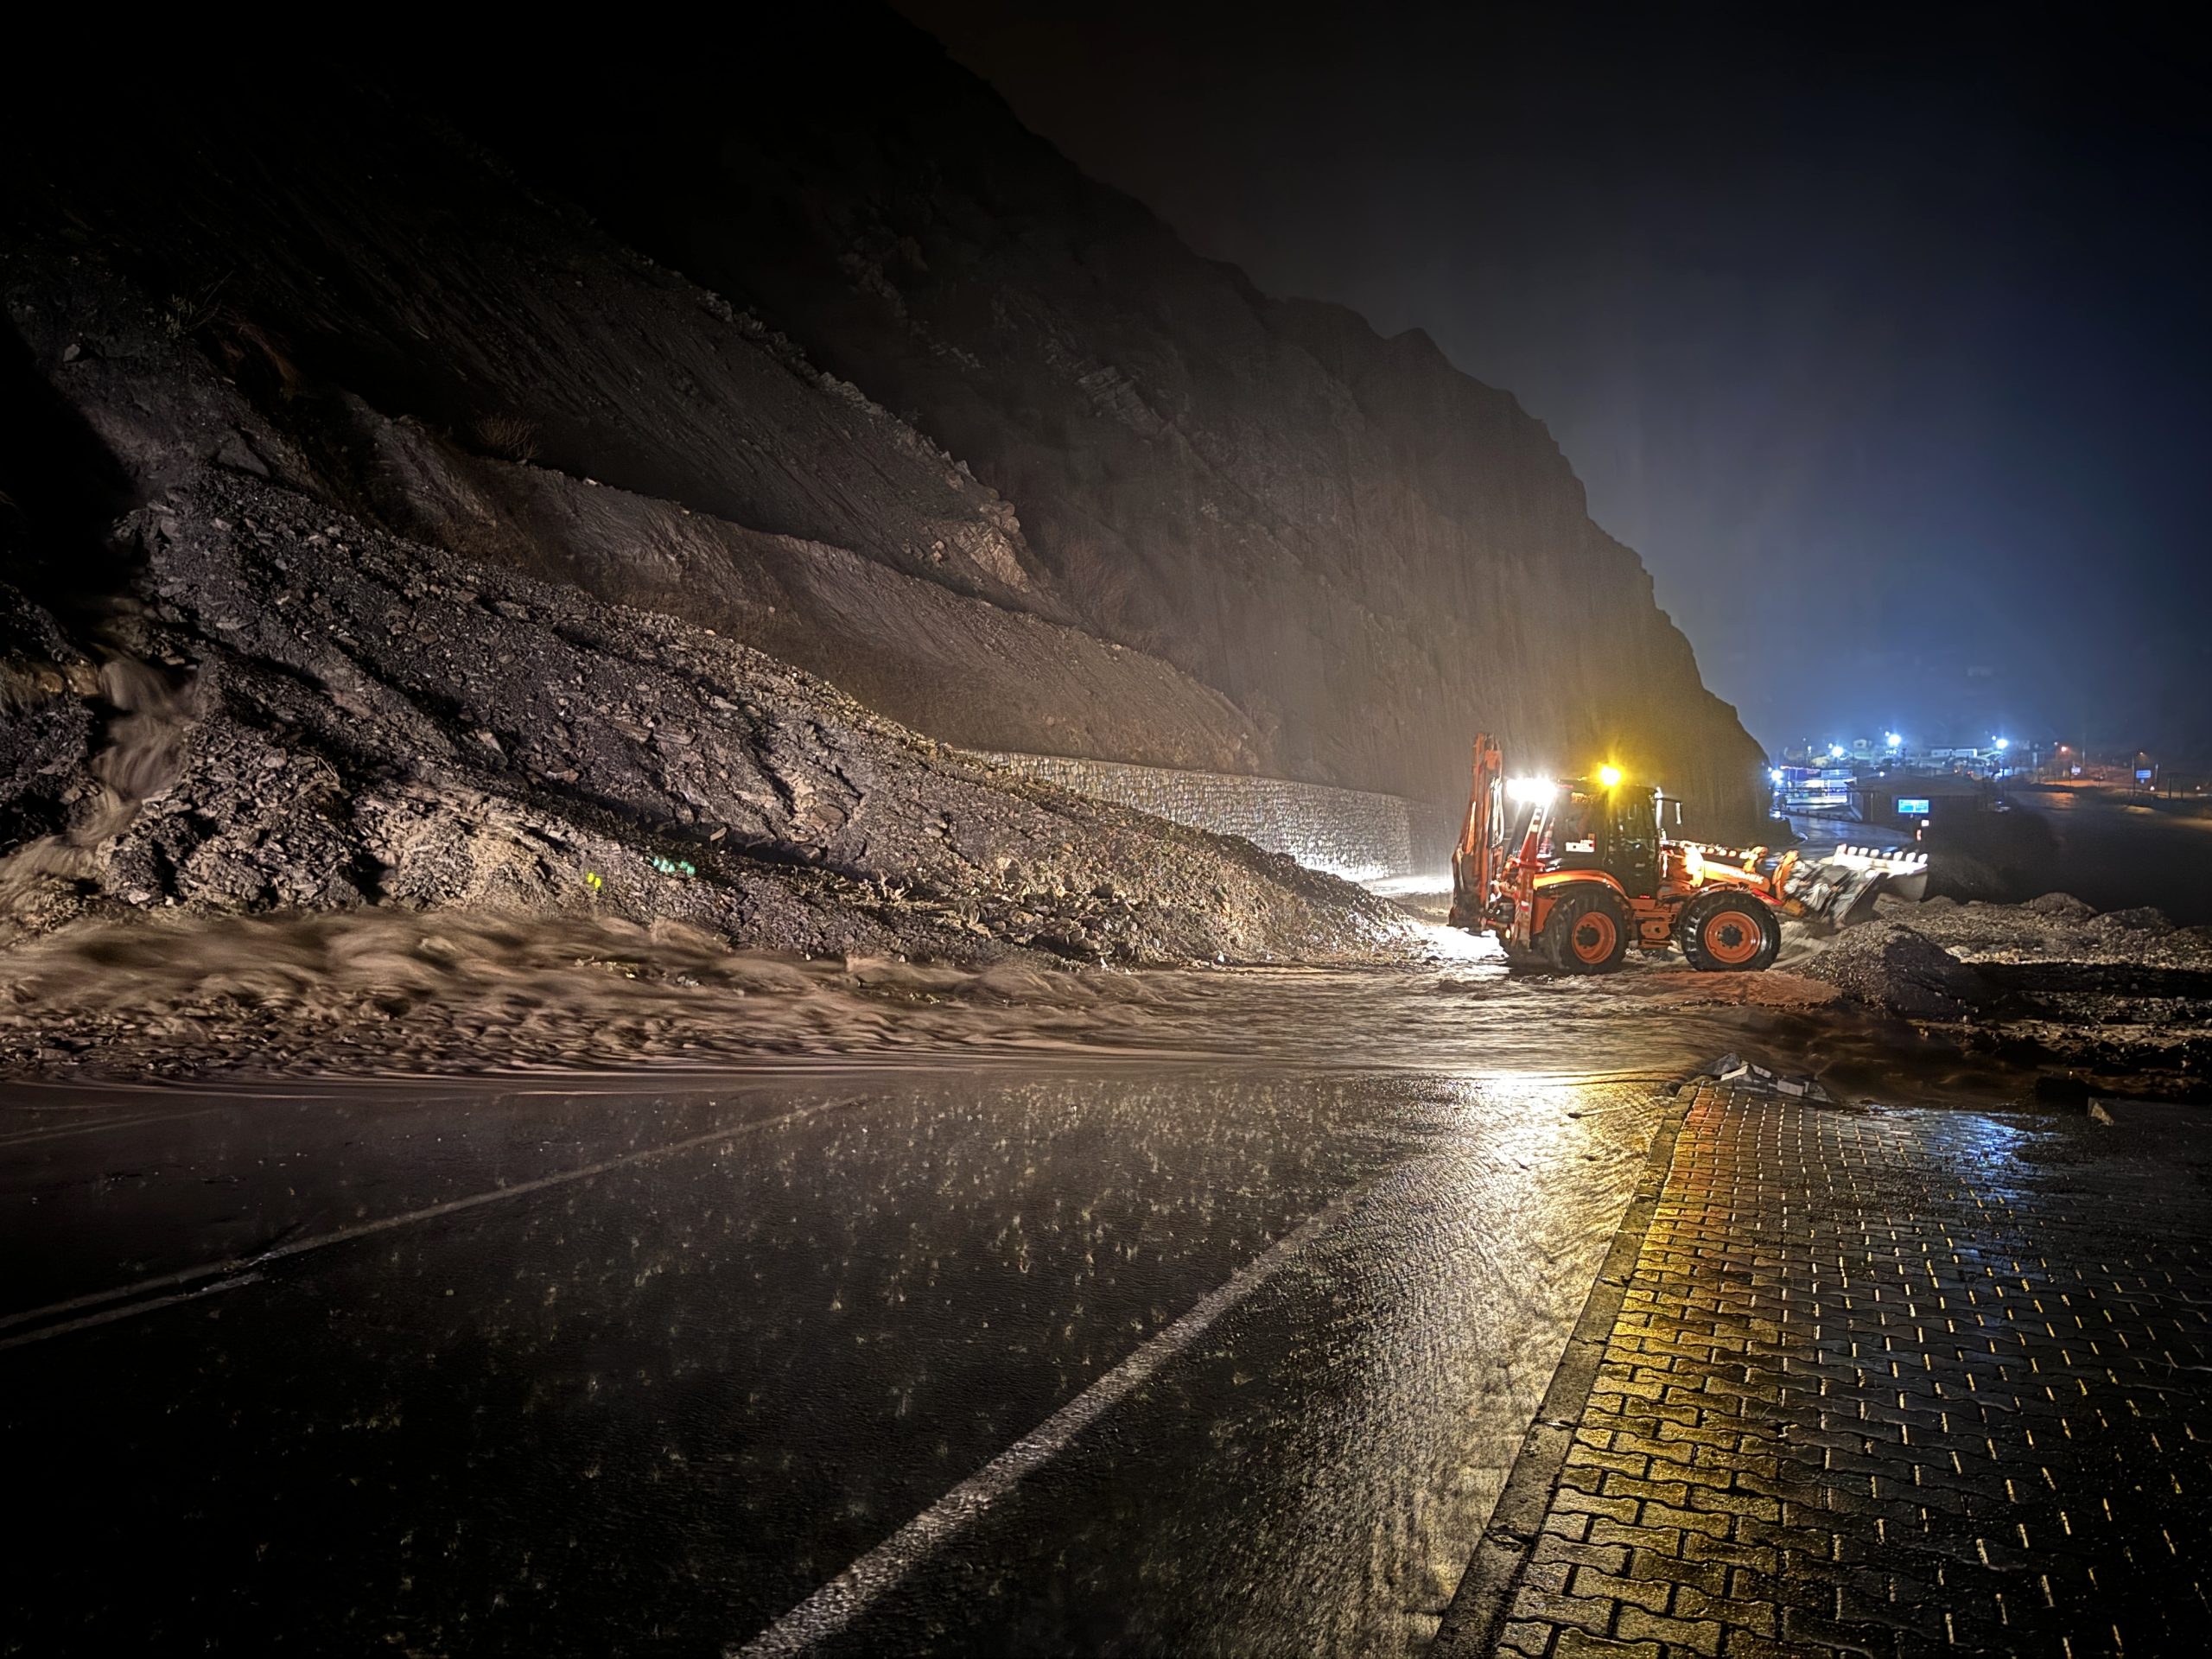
[
  {"x1": 1596, "y1": 764, "x2": 1624, "y2": 790},
  {"x1": 1506, "y1": 776, "x2": 1557, "y2": 805}
]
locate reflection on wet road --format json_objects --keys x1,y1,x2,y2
[{"x1": 1, "y1": 1065, "x2": 1669, "y2": 1656}]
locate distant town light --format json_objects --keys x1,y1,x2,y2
[{"x1": 1885, "y1": 732, "x2": 1902, "y2": 747}]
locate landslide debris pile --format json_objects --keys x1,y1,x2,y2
[
  {"x1": 0, "y1": 464, "x2": 1397, "y2": 974},
  {"x1": 0, "y1": 115, "x2": 1416, "y2": 1016},
  {"x1": 0, "y1": 251, "x2": 1402, "y2": 999},
  {"x1": 1800, "y1": 922, "x2": 1992, "y2": 1020},
  {"x1": 1800, "y1": 893, "x2": 2212, "y2": 1070},
  {"x1": 1, "y1": 16, "x2": 1764, "y2": 826}
]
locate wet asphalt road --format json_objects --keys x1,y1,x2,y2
[{"x1": 0, "y1": 1063, "x2": 1669, "y2": 1656}]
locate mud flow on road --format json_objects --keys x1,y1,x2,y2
[{"x1": 0, "y1": 900, "x2": 2003, "y2": 1095}]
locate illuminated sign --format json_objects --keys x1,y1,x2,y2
[{"x1": 1897, "y1": 798, "x2": 1931, "y2": 817}]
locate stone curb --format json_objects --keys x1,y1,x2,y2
[{"x1": 1427, "y1": 1079, "x2": 1699, "y2": 1657}]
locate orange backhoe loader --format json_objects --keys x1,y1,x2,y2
[{"x1": 1446, "y1": 733, "x2": 1926, "y2": 973}]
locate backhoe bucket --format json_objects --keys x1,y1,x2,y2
[{"x1": 1780, "y1": 844, "x2": 1930, "y2": 929}]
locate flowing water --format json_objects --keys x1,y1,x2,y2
[{"x1": 0, "y1": 899, "x2": 2013, "y2": 1105}]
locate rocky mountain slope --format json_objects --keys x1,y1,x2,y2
[
  {"x1": 3, "y1": 17, "x2": 1761, "y2": 828},
  {"x1": 447, "y1": 16, "x2": 1766, "y2": 823}
]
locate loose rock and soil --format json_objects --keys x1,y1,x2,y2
[
  {"x1": 1, "y1": 470, "x2": 1402, "y2": 966},
  {"x1": 1796, "y1": 893, "x2": 2212, "y2": 1076}
]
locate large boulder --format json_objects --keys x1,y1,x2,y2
[{"x1": 2024, "y1": 891, "x2": 2097, "y2": 923}]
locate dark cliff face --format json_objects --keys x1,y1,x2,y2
[
  {"x1": 440, "y1": 14, "x2": 1765, "y2": 826},
  {"x1": 4, "y1": 16, "x2": 1762, "y2": 830}
]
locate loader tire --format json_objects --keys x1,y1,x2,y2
[
  {"x1": 1541, "y1": 889, "x2": 1632, "y2": 975},
  {"x1": 1680, "y1": 892, "x2": 1782, "y2": 972}
]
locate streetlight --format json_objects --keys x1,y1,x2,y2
[{"x1": 1885, "y1": 732, "x2": 1902, "y2": 748}]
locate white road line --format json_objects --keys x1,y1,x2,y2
[
  {"x1": 0, "y1": 1096, "x2": 862, "y2": 1344},
  {"x1": 0, "y1": 1274, "x2": 263, "y2": 1354},
  {"x1": 0, "y1": 1108, "x2": 220, "y2": 1147},
  {"x1": 728, "y1": 1185, "x2": 1363, "y2": 1658}
]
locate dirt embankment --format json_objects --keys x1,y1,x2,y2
[
  {"x1": 0, "y1": 202, "x2": 1418, "y2": 1003},
  {"x1": 1798, "y1": 893, "x2": 2212, "y2": 1075}
]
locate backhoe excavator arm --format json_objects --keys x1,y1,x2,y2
[{"x1": 1447, "y1": 734, "x2": 1503, "y2": 931}]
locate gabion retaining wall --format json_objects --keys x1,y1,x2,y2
[{"x1": 973, "y1": 751, "x2": 1458, "y2": 885}]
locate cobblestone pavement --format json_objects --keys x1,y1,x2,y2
[{"x1": 1452, "y1": 1080, "x2": 2212, "y2": 1658}]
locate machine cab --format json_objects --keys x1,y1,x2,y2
[{"x1": 1529, "y1": 777, "x2": 1669, "y2": 895}]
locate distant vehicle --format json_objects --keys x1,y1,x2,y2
[{"x1": 1447, "y1": 734, "x2": 1928, "y2": 973}]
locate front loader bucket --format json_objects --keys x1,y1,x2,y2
[{"x1": 1780, "y1": 844, "x2": 1930, "y2": 929}]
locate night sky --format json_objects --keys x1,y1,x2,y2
[{"x1": 899, "y1": 2, "x2": 2212, "y2": 762}]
